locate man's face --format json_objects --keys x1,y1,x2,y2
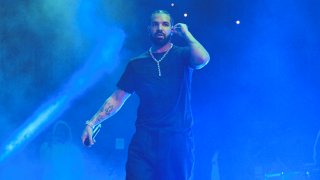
[{"x1": 149, "y1": 13, "x2": 172, "y2": 46}]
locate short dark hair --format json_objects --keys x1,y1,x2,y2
[{"x1": 150, "y1": 10, "x2": 174, "y2": 26}]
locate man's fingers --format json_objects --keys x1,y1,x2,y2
[
  {"x1": 173, "y1": 23, "x2": 187, "y2": 29},
  {"x1": 83, "y1": 136, "x2": 94, "y2": 147},
  {"x1": 81, "y1": 128, "x2": 95, "y2": 147},
  {"x1": 172, "y1": 23, "x2": 188, "y2": 36},
  {"x1": 89, "y1": 136, "x2": 94, "y2": 145},
  {"x1": 81, "y1": 132, "x2": 87, "y2": 144}
]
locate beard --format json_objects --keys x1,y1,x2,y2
[{"x1": 150, "y1": 32, "x2": 171, "y2": 46}]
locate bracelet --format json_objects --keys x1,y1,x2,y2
[{"x1": 85, "y1": 120, "x2": 94, "y2": 129}]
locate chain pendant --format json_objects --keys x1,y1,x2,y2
[
  {"x1": 156, "y1": 61, "x2": 161, "y2": 76},
  {"x1": 149, "y1": 43, "x2": 173, "y2": 78}
]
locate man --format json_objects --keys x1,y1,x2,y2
[{"x1": 81, "y1": 10, "x2": 210, "y2": 180}]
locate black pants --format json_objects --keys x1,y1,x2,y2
[{"x1": 126, "y1": 128, "x2": 195, "y2": 180}]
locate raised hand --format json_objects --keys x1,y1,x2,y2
[{"x1": 172, "y1": 23, "x2": 189, "y2": 38}]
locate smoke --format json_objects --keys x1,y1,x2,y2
[
  {"x1": 0, "y1": 0, "x2": 131, "y2": 163},
  {"x1": 0, "y1": 0, "x2": 131, "y2": 136},
  {"x1": 0, "y1": 0, "x2": 81, "y2": 135}
]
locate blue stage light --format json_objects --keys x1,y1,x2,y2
[{"x1": 0, "y1": 1, "x2": 125, "y2": 163}]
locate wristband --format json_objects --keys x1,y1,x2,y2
[{"x1": 85, "y1": 120, "x2": 94, "y2": 129}]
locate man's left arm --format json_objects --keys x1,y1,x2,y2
[{"x1": 173, "y1": 23, "x2": 210, "y2": 69}]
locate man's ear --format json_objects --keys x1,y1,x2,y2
[{"x1": 170, "y1": 26, "x2": 174, "y2": 36}]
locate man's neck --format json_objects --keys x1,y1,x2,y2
[{"x1": 151, "y1": 42, "x2": 172, "y2": 53}]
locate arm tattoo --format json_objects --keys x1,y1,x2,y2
[
  {"x1": 95, "y1": 102, "x2": 114, "y2": 124},
  {"x1": 103, "y1": 105, "x2": 114, "y2": 116}
]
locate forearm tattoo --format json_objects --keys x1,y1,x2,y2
[
  {"x1": 103, "y1": 104, "x2": 114, "y2": 116},
  {"x1": 94, "y1": 102, "x2": 114, "y2": 125}
]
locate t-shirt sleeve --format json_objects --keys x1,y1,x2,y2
[{"x1": 117, "y1": 62, "x2": 135, "y2": 94}]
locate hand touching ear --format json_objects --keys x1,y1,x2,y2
[{"x1": 172, "y1": 23, "x2": 189, "y2": 38}]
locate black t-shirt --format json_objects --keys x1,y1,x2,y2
[{"x1": 117, "y1": 45, "x2": 194, "y2": 132}]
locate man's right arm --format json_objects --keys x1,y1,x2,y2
[{"x1": 81, "y1": 89, "x2": 131, "y2": 146}]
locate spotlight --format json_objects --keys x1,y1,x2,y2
[
  {"x1": 184, "y1": 13, "x2": 188, "y2": 18},
  {"x1": 235, "y1": 20, "x2": 240, "y2": 25},
  {"x1": 0, "y1": 27, "x2": 125, "y2": 163},
  {"x1": 171, "y1": 3, "x2": 175, "y2": 7}
]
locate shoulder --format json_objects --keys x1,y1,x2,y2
[
  {"x1": 172, "y1": 45, "x2": 189, "y2": 52},
  {"x1": 130, "y1": 51, "x2": 149, "y2": 62},
  {"x1": 171, "y1": 45, "x2": 190, "y2": 56},
  {"x1": 169, "y1": 45, "x2": 191, "y2": 62},
  {"x1": 123, "y1": 51, "x2": 150, "y2": 71}
]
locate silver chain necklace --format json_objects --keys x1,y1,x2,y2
[{"x1": 149, "y1": 43, "x2": 173, "y2": 77}]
